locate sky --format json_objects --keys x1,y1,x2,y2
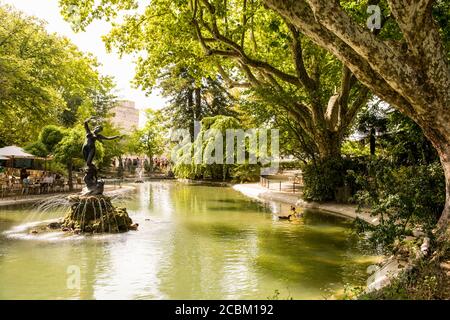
[{"x1": 1, "y1": 0, "x2": 167, "y2": 122}]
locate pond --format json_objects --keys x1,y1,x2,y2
[{"x1": 0, "y1": 181, "x2": 378, "y2": 299}]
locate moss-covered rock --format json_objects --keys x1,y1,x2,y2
[{"x1": 61, "y1": 195, "x2": 135, "y2": 233}]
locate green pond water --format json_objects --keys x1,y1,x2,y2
[{"x1": 0, "y1": 181, "x2": 377, "y2": 300}]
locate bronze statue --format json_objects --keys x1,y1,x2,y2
[
  {"x1": 82, "y1": 117, "x2": 121, "y2": 195},
  {"x1": 83, "y1": 116, "x2": 121, "y2": 166}
]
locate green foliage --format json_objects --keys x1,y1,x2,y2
[
  {"x1": 302, "y1": 158, "x2": 348, "y2": 202},
  {"x1": 352, "y1": 161, "x2": 445, "y2": 249},
  {"x1": 39, "y1": 125, "x2": 65, "y2": 153},
  {"x1": 24, "y1": 141, "x2": 48, "y2": 158},
  {"x1": 344, "y1": 104, "x2": 446, "y2": 250},
  {"x1": 25, "y1": 125, "x2": 65, "y2": 158},
  {"x1": 381, "y1": 111, "x2": 438, "y2": 165},
  {"x1": 161, "y1": 66, "x2": 237, "y2": 135},
  {"x1": 341, "y1": 141, "x2": 371, "y2": 157},
  {"x1": 173, "y1": 115, "x2": 260, "y2": 181},
  {"x1": 0, "y1": 5, "x2": 117, "y2": 147},
  {"x1": 127, "y1": 110, "x2": 166, "y2": 170},
  {"x1": 231, "y1": 164, "x2": 260, "y2": 183}
]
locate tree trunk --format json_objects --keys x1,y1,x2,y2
[
  {"x1": 67, "y1": 159, "x2": 73, "y2": 192},
  {"x1": 149, "y1": 156, "x2": 154, "y2": 173},
  {"x1": 369, "y1": 128, "x2": 376, "y2": 156},
  {"x1": 426, "y1": 131, "x2": 450, "y2": 232},
  {"x1": 194, "y1": 87, "x2": 202, "y2": 121},
  {"x1": 440, "y1": 158, "x2": 450, "y2": 232},
  {"x1": 414, "y1": 120, "x2": 450, "y2": 232},
  {"x1": 315, "y1": 130, "x2": 342, "y2": 160}
]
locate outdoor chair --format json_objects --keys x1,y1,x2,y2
[
  {"x1": 29, "y1": 183, "x2": 41, "y2": 195},
  {"x1": 54, "y1": 180, "x2": 64, "y2": 192},
  {"x1": 0, "y1": 184, "x2": 7, "y2": 198}
]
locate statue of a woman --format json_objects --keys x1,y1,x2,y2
[
  {"x1": 82, "y1": 117, "x2": 121, "y2": 166},
  {"x1": 81, "y1": 117, "x2": 121, "y2": 195}
]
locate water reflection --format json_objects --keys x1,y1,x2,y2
[{"x1": 0, "y1": 181, "x2": 377, "y2": 299}]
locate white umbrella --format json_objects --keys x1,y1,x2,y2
[
  {"x1": 0, "y1": 146, "x2": 36, "y2": 158},
  {"x1": 0, "y1": 155, "x2": 8, "y2": 160}
]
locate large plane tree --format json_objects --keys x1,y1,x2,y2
[{"x1": 261, "y1": 0, "x2": 450, "y2": 230}]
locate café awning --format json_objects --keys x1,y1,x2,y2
[{"x1": 0, "y1": 146, "x2": 37, "y2": 159}]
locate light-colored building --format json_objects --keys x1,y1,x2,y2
[{"x1": 111, "y1": 100, "x2": 140, "y2": 133}]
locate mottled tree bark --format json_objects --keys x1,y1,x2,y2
[
  {"x1": 263, "y1": 0, "x2": 450, "y2": 229},
  {"x1": 316, "y1": 130, "x2": 342, "y2": 160}
]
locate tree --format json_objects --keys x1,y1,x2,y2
[
  {"x1": 261, "y1": 0, "x2": 450, "y2": 229},
  {"x1": 161, "y1": 66, "x2": 237, "y2": 137},
  {"x1": 0, "y1": 5, "x2": 117, "y2": 146},
  {"x1": 60, "y1": 75, "x2": 118, "y2": 127},
  {"x1": 53, "y1": 129, "x2": 84, "y2": 191},
  {"x1": 25, "y1": 125, "x2": 65, "y2": 159},
  {"x1": 59, "y1": 0, "x2": 369, "y2": 162},
  {"x1": 128, "y1": 110, "x2": 166, "y2": 172},
  {"x1": 0, "y1": 5, "x2": 63, "y2": 145},
  {"x1": 172, "y1": 115, "x2": 246, "y2": 180}
]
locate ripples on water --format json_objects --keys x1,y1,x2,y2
[{"x1": 0, "y1": 181, "x2": 379, "y2": 299}]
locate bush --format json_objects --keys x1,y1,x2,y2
[
  {"x1": 302, "y1": 158, "x2": 345, "y2": 201},
  {"x1": 352, "y1": 160, "x2": 445, "y2": 249},
  {"x1": 301, "y1": 157, "x2": 366, "y2": 202},
  {"x1": 231, "y1": 164, "x2": 260, "y2": 183}
]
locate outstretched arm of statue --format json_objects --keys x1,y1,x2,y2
[
  {"x1": 84, "y1": 117, "x2": 95, "y2": 134},
  {"x1": 96, "y1": 134, "x2": 122, "y2": 141}
]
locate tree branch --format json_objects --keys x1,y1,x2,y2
[
  {"x1": 263, "y1": 0, "x2": 417, "y2": 119},
  {"x1": 216, "y1": 63, "x2": 252, "y2": 88},
  {"x1": 303, "y1": 0, "x2": 422, "y2": 105},
  {"x1": 197, "y1": 0, "x2": 302, "y2": 87},
  {"x1": 343, "y1": 86, "x2": 370, "y2": 131},
  {"x1": 286, "y1": 22, "x2": 316, "y2": 91}
]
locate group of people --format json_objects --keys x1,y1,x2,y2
[
  {"x1": 152, "y1": 157, "x2": 169, "y2": 171},
  {"x1": 0, "y1": 168, "x2": 63, "y2": 196},
  {"x1": 113, "y1": 156, "x2": 170, "y2": 174},
  {"x1": 16, "y1": 168, "x2": 62, "y2": 189}
]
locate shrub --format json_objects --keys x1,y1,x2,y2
[
  {"x1": 231, "y1": 164, "x2": 260, "y2": 183},
  {"x1": 301, "y1": 157, "x2": 365, "y2": 202},
  {"x1": 352, "y1": 160, "x2": 445, "y2": 249}
]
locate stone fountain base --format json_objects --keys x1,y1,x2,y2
[{"x1": 59, "y1": 195, "x2": 137, "y2": 234}]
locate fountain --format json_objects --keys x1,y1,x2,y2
[
  {"x1": 25, "y1": 117, "x2": 138, "y2": 236},
  {"x1": 135, "y1": 158, "x2": 144, "y2": 183},
  {"x1": 56, "y1": 117, "x2": 137, "y2": 234}
]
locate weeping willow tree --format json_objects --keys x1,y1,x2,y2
[{"x1": 173, "y1": 115, "x2": 261, "y2": 181}]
